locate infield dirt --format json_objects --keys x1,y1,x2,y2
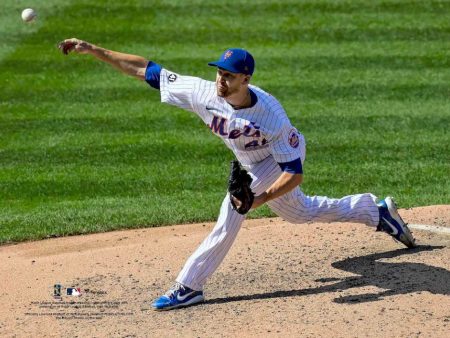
[{"x1": 1, "y1": 205, "x2": 449, "y2": 337}]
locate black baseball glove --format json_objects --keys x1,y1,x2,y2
[{"x1": 228, "y1": 160, "x2": 254, "y2": 215}]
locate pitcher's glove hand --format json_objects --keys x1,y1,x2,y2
[{"x1": 228, "y1": 160, "x2": 254, "y2": 215}]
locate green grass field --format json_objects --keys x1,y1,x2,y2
[{"x1": 1, "y1": 0, "x2": 449, "y2": 243}]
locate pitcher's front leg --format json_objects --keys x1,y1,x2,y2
[{"x1": 176, "y1": 193, "x2": 246, "y2": 291}]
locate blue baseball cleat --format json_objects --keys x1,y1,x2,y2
[
  {"x1": 377, "y1": 197, "x2": 416, "y2": 248},
  {"x1": 152, "y1": 283, "x2": 204, "y2": 311}
]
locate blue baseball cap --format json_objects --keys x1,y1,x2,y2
[{"x1": 208, "y1": 48, "x2": 255, "y2": 75}]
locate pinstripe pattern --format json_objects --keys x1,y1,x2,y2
[
  {"x1": 160, "y1": 69, "x2": 302, "y2": 165},
  {"x1": 247, "y1": 156, "x2": 379, "y2": 226},
  {"x1": 160, "y1": 68, "x2": 380, "y2": 291}
]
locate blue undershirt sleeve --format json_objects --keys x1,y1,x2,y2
[
  {"x1": 145, "y1": 61, "x2": 162, "y2": 90},
  {"x1": 278, "y1": 158, "x2": 303, "y2": 174}
]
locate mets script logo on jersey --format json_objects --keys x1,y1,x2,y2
[
  {"x1": 208, "y1": 116, "x2": 267, "y2": 148},
  {"x1": 288, "y1": 129, "x2": 299, "y2": 148},
  {"x1": 224, "y1": 50, "x2": 233, "y2": 59}
]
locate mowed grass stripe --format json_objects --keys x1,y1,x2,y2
[
  {"x1": 2, "y1": 83, "x2": 449, "y2": 106},
  {"x1": 1, "y1": 108, "x2": 448, "y2": 146},
  {"x1": 2, "y1": 1, "x2": 449, "y2": 57},
  {"x1": 9, "y1": 22, "x2": 450, "y2": 46},
  {"x1": 0, "y1": 192, "x2": 232, "y2": 243},
  {"x1": 2, "y1": 54, "x2": 450, "y2": 78}
]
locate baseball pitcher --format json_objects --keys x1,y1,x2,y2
[{"x1": 58, "y1": 39, "x2": 416, "y2": 311}]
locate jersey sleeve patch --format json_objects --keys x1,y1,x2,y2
[
  {"x1": 167, "y1": 73, "x2": 177, "y2": 82},
  {"x1": 269, "y1": 125, "x2": 305, "y2": 164},
  {"x1": 159, "y1": 68, "x2": 210, "y2": 114},
  {"x1": 288, "y1": 129, "x2": 300, "y2": 148}
]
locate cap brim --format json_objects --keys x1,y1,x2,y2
[{"x1": 207, "y1": 61, "x2": 240, "y2": 74}]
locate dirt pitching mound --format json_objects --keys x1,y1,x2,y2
[{"x1": 1, "y1": 205, "x2": 449, "y2": 337}]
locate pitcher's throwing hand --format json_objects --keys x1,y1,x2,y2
[{"x1": 58, "y1": 38, "x2": 91, "y2": 55}]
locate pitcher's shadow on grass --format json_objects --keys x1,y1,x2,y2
[{"x1": 206, "y1": 245, "x2": 449, "y2": 306}]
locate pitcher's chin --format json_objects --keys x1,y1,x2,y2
[{"x1": 216, "y1": 86, "x2": 228, "y2": 97}]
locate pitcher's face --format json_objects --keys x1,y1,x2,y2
[{"x1": 215, "y1": 68, "x2": 250, "y2": 97}]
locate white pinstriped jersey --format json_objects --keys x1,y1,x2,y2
[
  {"x1": 159, "y1": 68, "x2": 304, "y2": 166},
  {"x1": 156, "y1": 69, "x2": 381, "y2": 293}
]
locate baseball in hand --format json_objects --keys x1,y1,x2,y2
[{"x1": 21, "y1": 8, "x2": 37, "y2": 22}]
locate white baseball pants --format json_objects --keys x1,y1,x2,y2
[{"x1": 176, "y1": 156, "x2": 380, "y2": 291}]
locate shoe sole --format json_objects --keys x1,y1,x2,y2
[
  {"x1": 152, "y1": 295, "x2": 204, "y2": 311},
  {"x1": 385, "y1": 197, "x2": 416, "y2": 248}
]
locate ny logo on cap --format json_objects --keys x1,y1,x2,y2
[{"x1": 224, "y1": 50, "x2": 233, "y2": 59}]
